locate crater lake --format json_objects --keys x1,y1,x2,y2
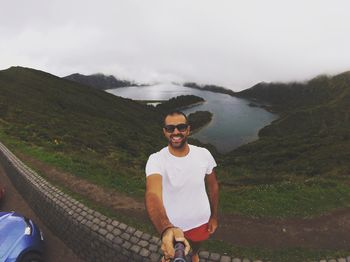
[{"x1": 107, "y1": 84, "x2": 278, "y2": 153}]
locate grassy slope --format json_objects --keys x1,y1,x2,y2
[
  {"x1": 0, "y1": 66, "x2": 165, "y2": 195},
  {"x1": 218, "y1": 72, "x2": 350, "y2": 217},
  {"x1": 231, "y1": 72, "x2": 350, "y2": 176}
]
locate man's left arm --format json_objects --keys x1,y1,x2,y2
[{"x1": 205, "y1": 169, "x2": 219, "y2": 234}]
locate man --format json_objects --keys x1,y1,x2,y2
[{"x1": 145, "y1": 111, "x2": 219, "y2": 262}]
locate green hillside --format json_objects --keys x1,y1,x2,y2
[
  {"x1": 226, "y1": 72, "x2": 350, "y2": 176},
  {"x1": 0, "y1": 66, "x2": 165, "y2": 194},
  {"x1": 236, "y1": 73, "x2": 349, "y2": 112}
]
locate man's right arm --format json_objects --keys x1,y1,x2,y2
[
  {"x1": 145, "y1": 174, "x2": 173, "y2": 234},
  {"x1": 145, "y1": 174, "x2": 190, "y2": 258}
]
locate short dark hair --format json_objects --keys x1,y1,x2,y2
[{"x1": 163, "y1": 111, "x2": 188, "y2": 126}]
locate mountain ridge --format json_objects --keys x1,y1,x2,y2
[{"x1": 64, "y1": 72, "x2": 135, "y2": 90}]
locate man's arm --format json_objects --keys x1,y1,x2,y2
[
  {"x1": 145, "y1": 174, "x2": 190, "y2": 258},
  {"x1": 145, "y1": 174, "x2": 173, "y2": 234},
  {"x1": 205, "y1": 169, "x2": 219, "y2": 234}
]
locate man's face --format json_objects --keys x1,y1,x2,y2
[{"x1": 163, "y1": 114, "x2": 190, "y2": 149}]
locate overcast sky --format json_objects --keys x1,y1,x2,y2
[{"x1": 1, "y1": 0, "x2": 350, "y2": 91}]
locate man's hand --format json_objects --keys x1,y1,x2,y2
[
  {"x1": 208, "y1": 217, "x2": 218, "y2": 234},
  {"x1": 206, "y1": 170, "x2": 219, "y2": 235},
  {"x1": 161, "y1": 227, "x2": 190, "y2": 259}
]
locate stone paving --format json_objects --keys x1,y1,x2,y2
[{"x1": 0, "y1": 141, "x2": 349, "y2": 262}]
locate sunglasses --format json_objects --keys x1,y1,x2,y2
[{"x1": 163, "y1": 123, "x2": 189, "y2": 133}]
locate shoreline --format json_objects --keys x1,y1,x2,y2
[
  {"x1": 138, "y1": 98, "x2": 206, "y2": 110},
  {"x1": 190, "y1": 116, "x2": 213, "y2": 135},
  {"x1": 176, "y1": 100, "x2": 205, "y2": 110}
]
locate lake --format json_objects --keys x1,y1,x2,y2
[{"x1": 106, "y1": 84, "x2": 278, "y2": 153}]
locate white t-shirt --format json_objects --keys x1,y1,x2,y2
[{"x1": 145, "y1": 144, "x2": 217, "y2": 231}]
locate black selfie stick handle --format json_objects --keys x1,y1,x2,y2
[{"x1": 173, "y1": 241, "x2": 186, "y2": 262}]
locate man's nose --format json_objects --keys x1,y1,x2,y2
[{"x1": 173, "y1": 127, "x2": 181, "y2": 134}]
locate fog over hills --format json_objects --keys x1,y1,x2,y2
[{"x1": 63, "y1": 73, "x2": 135, "y2": 90}]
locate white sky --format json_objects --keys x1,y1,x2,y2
[{"x1": 1, "y1": 0, "x2": 350, "y2": 91}]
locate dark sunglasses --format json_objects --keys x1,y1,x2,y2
[{"x1": 163, "y1": 123, "x2": 189, "y2": 133}]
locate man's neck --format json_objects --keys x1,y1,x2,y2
[{"x1": 168, "y1": 143, "x2": 190, "y2": 157}]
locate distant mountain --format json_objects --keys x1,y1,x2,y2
[
  {"x1": 235, "y1": 74, "x2": 341, "y2": 112},
  {"x1": 63, "y1": 73, "x2": 134, "y2": 90},
  {"x1": 184, "y1": 82, "x2": 236, "y2": 96}
]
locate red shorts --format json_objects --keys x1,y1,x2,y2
[{"x1": 184, "y1": 223, "x2": 210, "y2": 242}]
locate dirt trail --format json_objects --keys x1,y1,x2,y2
[
  {"x1": 14, "y1": 153, "x2": 350, "y2": 250},
  {"x1": 218, "y1": 209, "x2": 350, "y2": 249}
]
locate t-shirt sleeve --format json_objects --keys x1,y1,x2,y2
[
  {"x1": 145, "y1": 153, "x2": 163, "y2": 177},
  {"x1": 204, "y1": 149, "x2": 217, "y2": 175}
]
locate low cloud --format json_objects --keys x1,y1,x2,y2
[{"x1": 1, "y1": 0, "x2": 350, "y2": 90}]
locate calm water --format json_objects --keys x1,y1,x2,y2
[{"x1": 107, "y1": 84, "x2": 278, "y2": 153}]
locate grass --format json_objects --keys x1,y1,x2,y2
[
  {"x1": 217, "y1": 166, "x2": 350, "y2": 218},
  {"x1": 220, "y1": 179, "x2": 350, "y2": 218},
  {"x1": 202, "y1": 239, "x2": 350, "y2": 262},
  {"x1": 0, "y1": 128, "x2": 146, "y2": 198},
  {"x1": 0, "y1": 128, "x2": 155, "y2": 233}
]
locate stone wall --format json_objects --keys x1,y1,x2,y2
[{"x1": 1, "y1": 141, "x2": 349, "y2": 262}]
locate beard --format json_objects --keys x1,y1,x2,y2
[{"x1": 168, "y1": 134, "x2": 187, "y2": 149}]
